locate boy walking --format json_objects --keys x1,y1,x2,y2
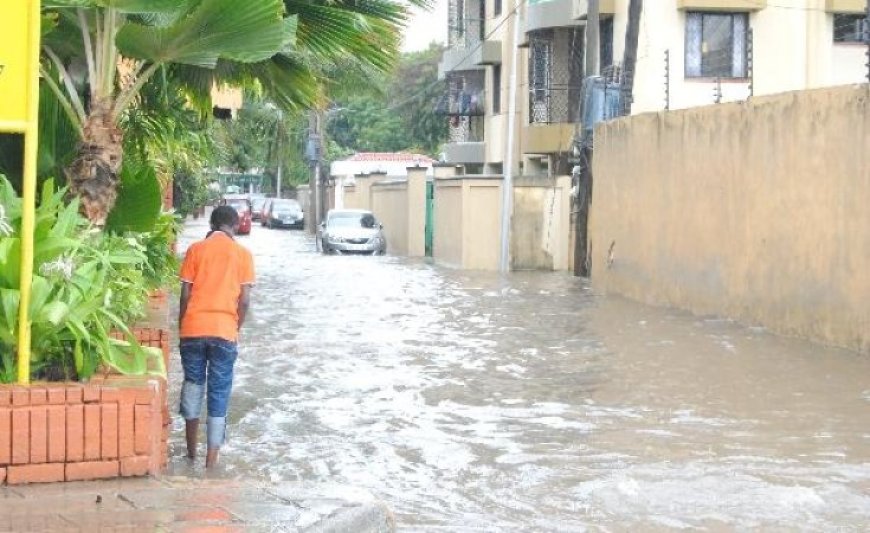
[{"x1": 178, "y1": 206, "x2": 255, "y2": 467}]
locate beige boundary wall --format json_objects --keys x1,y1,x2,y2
[
  {"x1": 369, "y1": 168, "x2": 427, "y2": 257},
  {"x1": 349, "y1": 164, "x2": 574, "y2": 271},
  {"x1": 512, "y1": 176, "x2": 573, "y2": 271},
  {"x1": 433, "y1": 176, "x2": 504, "y2": 270},
  {"x1": 343, "y1": 168, "x2": 426, "y2": 257},
  {"x1": 432, "y1": 167, "x2": 573, "y2": 271},
  {"x1": 590, "y1": 85, "x2": 870, "y2": 353}
]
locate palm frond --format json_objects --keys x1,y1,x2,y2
[{"x1": 116, "y1": 0, "x2": 286, "y2": 68}]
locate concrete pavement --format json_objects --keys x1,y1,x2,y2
[{"x1": 0, "y1": 476, "x2": 394, "y2": 532}]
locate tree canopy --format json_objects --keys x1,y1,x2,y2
[{"x1": 327, "y1": 44, "x2": 447, "y2": 157}]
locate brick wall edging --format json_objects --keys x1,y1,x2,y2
[{"x1": 0, "y1": 327, "x2": 171, "y2": 485}]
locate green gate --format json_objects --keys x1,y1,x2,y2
[{"x1": 425, "y1": 181, "x2": 434, "y2": 257}]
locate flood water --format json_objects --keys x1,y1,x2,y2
[{"x1": 169, "y1": 216, "x2": 870, "y2": 531}]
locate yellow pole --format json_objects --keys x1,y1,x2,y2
[{"x1": 16, "y1": 0, "x2": 42, "y2": 384}]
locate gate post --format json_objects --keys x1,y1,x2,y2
[{"x1": 407, "y1": 166, "x2": 427, "y2": 257}]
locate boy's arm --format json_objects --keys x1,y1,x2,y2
[
  {"x1": 179, "y1": 282, "x2": 192, "y2": 329},
  {"x1": 237, "y1": 285, "x2": 252, "y2": 331}
]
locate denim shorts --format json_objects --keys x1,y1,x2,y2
[{"x1": 179, "y1": 337, "x2": 238, "y2": 447}]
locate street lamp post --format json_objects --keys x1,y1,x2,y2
[
  {"x1": 305, "y1": 113, "x2": 322, "y2": 238},
  {"x1": 276, "y1": 108, "x2": 283, "y2": 199}
]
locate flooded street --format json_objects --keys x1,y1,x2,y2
[{"x1": 169, "y1": 217, "x2": 870, "y2": 531}]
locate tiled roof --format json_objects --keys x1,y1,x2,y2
[{"x1": 344, "y1": 152, "x2": 435, "y2": 164}]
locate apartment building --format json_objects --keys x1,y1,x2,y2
[{"x1": 438, "y1": 0, "x2": 869, "y2": 176}]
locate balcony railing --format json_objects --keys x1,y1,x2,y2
[
  {"x1": 436, "y1": 71, "x2": 486, "y2": 117},
  {"x1": 449, "y1": 116, "x2": 485, "y2": 143},
  {"x1": 435, "y1": 90, "x2": 485, "y2": 117},
  {"x1": 529, "y1": 85, "x2": 582, "y2": 124},
  {"x1": 528, "y1": 27, "x2": 583, "y2": 125},
  {"x1": 448, "y1": 18, "x2": 484, "y2": 49}
]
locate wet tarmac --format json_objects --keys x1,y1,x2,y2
[{"x1": 169, "y1": 216, "x2": 870, "y2": 531}]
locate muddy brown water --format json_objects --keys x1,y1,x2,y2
[{"x1": 168, "y1": 217, "x2": 870, "y2": 531}]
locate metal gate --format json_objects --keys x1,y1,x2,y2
[{"x1": 425, "y1": 181, "x2": 435, "y2": 257}]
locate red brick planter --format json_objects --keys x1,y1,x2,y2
[{"x1": 0, "y1": 328, "x2": 171, "y2": 485}]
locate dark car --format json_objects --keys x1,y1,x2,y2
[
  {"x1": 250, "y1": 196, "x2": 268, "y2": 222},
  {"x1": 260, "y1": 199, "x2": 272, "y2": 226},
  {"x1": 220, "y1": 195, "x2": 253, "y2": 235},
  {"x1": 265, "y1": 199, "x2": 304, "y2": 229}
]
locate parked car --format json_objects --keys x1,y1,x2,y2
[
  {"x1": 265, "y1": 199, "x2": 305, "y2": 229},
  {"x1": 320, "y1": 209, "x2": 387, "y2": 255},
  {"x1": 260, "y1": 199, "x2": 272, "y2": 226},
  {"x1": 220, "y1": 195, "x2": 253, "y2": 235},
  {"x1": 250, "y1": 196, "x2": 268, "y2": 222}
]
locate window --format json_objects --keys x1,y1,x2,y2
[
  {"x1": 494, "y1": 0, "x2": 502, "y2": 17},
  {"x1": 685, "y1": 12, "x2": 748, "y2": 78},
  {"x1": 492, "y1": 64, "x2": 502, "y2": 114},
  {"x1": 599, "y1": 17, "x2": 614, "y2": 69},
  {"x1": 529, "y1": 34, "x2": 552, "y2": 123},
  {"x1": 531, "y1": 37, "x2": 551, "y2": 103},
  {"x1": 833, "y1": 14, "x2": 867, "y2": 43}
]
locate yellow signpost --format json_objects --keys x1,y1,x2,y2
[{"x1": 0, "y1": 0, "x2": 42, "y2": 384}]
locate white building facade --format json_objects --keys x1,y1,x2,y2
[{"x1": 439, "y1": 0, "x2": 869, "y2": 176}]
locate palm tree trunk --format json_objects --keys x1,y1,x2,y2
[{"x1": 65, "y1": 99, "x2": 123, "y2": 225}]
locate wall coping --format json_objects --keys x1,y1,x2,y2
[
  {"x1": 435, "y1": 174, "x2": 505, "y2": 182},
  {"x1": 371, "y1": 178, "x2": 408, "y2": 188}
]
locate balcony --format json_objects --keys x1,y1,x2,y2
[
  {"x1": 525, "y1": 85, "x2": 580, "y2": 154},
  {"x1": 824, "y1": 0, "x2": 865, "y2": 12},
  {"x1": 439, "y1": 18, "x2": 502, "y2": 79},
  {"x1": 524, "y1": 27, "x2": 582, "y2": 154},
  {"x1": 573, "y1": 0, "x2": 616, "y2": 19},
  {"x1": 527, "y1": 0, "x2": 578, "y2": 34},
  {"x1": 523, "y1": 124, "x2": 575, "y2": 154},
  {"x1": 530, "y1": 85, "x2": 582, "y2": 124},
  {"x1": 675, "y1": 0, "x2": 766, "y2": 11},
  {"x1": 444, "y1": 116, "x2": 486, "y2": 164},
  {"x1": 440, "y1": 0, "x2": 501, "y2": 77},
  {"x1": 438, "y1": 43, "x2": 502, "y2": 79},
  {"x1": 438, "y1": 72, "x2": 486, "y2": 164}
]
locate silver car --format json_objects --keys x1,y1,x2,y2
[{"x1": 320, "y1": 209, "x2": 387, "y2": 255}]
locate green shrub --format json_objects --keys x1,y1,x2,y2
[{"x1": 0, "y1": 175, "x2": 164, "y2": 383}]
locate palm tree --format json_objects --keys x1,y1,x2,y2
[{"x1": 41, "y1": 0, "x2": 419, "y2": 224}]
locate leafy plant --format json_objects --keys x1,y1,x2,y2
[
  {"x1": 172, "y1": 170, "x2": 210, "y2": 218},
  {"x1": 138, "y1": 211, "x2": 181, "y2": 293},
  {"x1": 104, "y1": 161, "x2": 162, "y2": 234},
  {"x1": 0, "y1": 175, "x2": 164, "y2": 382}
]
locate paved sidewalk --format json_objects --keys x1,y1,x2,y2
[{"x1": 0, "y1": 476, "x2": 395, "y2": 532}]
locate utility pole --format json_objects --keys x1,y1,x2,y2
[
  {"x1": 318, "y1": 111, "x2": 326, "y2": 232},
  {"x1": 865, "y1": 0, "x2": 869, "y2": 83},
  {"x1": 621, "y1": 0, "x2": 643, "y2": 115},
  {"x1": 572, "y1": 0, "x2": 599, "y2": 277},
  {"x1": 276, "y1": 109, "x2": 283, "y2": 199},
  {"x1": 499, "y1": 0, "x2": 524, "y2": 273},
  {"x1": 306, "y1": 110, "x2": 321, "y2": 236},
  {"x1": 585, "y1": 0, "x2": 600, "y2": 80}
]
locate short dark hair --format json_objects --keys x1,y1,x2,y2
[{"x1": 211, "y1": 205, "x2": 239, "y2": 229}]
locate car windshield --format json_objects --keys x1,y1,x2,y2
[
  {"x1": 328, "y1": 213, "x2": 376, "y2": 228},
  {"x1": 252, "y1": 198, "x2": 267, "y2": 210},
  {"x1": 273, "y1": 201, "x2": 300, "y2": 212},
  {"x1": 226, "y1": 200, "x2": 249, "y2": 212}
]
